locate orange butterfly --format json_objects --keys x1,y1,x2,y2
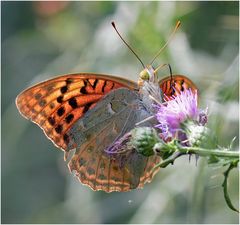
[{"x1": 16, "y1": 22, "x2": 198, "y2": 192}]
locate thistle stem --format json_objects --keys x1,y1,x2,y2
[
  {"x1": 154, "y1": 152, "x2": 184, "y2": 168},
  {"x1": 154, "y1": 144, "x2": 239, "y2": 169},
  {"x1": 153, "y1": 144, "x2": 240, "y2": 213},
  {"x1": 222, "y1": 162, "x2": 239, "y2": 213},
  {"x1": 177, "y1": 146, "x2": 240, "y2": 159}
]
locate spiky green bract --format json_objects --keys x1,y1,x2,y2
[
  {"x1": 153, "y1": 140, "x2": 177, "y2": 159},
  {"x1": 131, "y1": 127, "x2": 177, "y2": 159},
  {"x1": 131, "y1": 127, "x2": 160, "y2": 157}
]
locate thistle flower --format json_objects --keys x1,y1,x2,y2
[{"x1": 154, "y1": 89, "x2": 208, "y2": 145}]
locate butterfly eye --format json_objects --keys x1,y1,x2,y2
[{"x1": 139, "y1": 68, "x2": 150, "y2": 80}]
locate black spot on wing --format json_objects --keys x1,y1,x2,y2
[
  {"x1": 66, "y1": 78, "x2": 73, "y2": 84},
  {"x1": 57, "y1": 107, "x2": 65, "y2": 117},
  {"x1": 80, "y1": 79, "x2": 88, "y2": 94},
  {"x1": 60, "y1": 86, "x2": 68, "y2": 94},
  {"x1": 171, "y1": 84, "x2": 175, "y2": 95},
  {"x1": 39, "y1": 99, "x2": 47, "y2": 106},
  {"x1": 57, "y1": 96, "x2": 63, "y2": 103},
  {"x1": 48, "y1": 117, "x2": 55, "y2": 126},
  {"x1": 181, "y1": 79, "x2": 185, "y2": 92},
  {"x1": 68, "y1": 97, "x2": 78, "y2": 109},
  {"x1": 87, "y1": 79, "x2": 98, "y2": 89},
  {"x1": 63, "y1": 133, "x2": 70, "y2": 144},
  {"x1": 65, "y1": 114, "x2": 74, "y2": 124},
  {"x1": 102, "y1": 80, "x2": 107, "y2": 93},
  {"x1": 80, "y1": 86, "x2": 87, "y2": 94},
  {"x1": 55, "y1": 124, "x2": 63, "y2": 134},
  {"x1": 93, "y1": 79, "x2": 98, "y2": 89},
  {"x1": 35, "y1": 93, "x2": 42, "y2": 100},
  {"x1": 49, "y1": 103, "x2": 55, "y2": 109},
  {"x1": 110, "y1": 82, "x2": 115, "y2": 90}
]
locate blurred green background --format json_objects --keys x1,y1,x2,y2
[{"x1": 2, "y1": 1, "x2": 239, "y2": 224}]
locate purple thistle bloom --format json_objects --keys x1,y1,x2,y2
[{"x1": 155, "y1": 89, "x2": 207, "y2": 140}]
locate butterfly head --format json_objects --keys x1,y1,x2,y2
[
  {"x1": 138, "y1": 65, "x2": 164, "y2": 112},
  {"x1": 139, "y1": 65, "x2": 154, "y2": 80},
  {"x1": 138, "y1": 65, "x2": 158, "y2": 86}
]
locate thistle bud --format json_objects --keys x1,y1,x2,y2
[
  {"x1": 182, "y1": 120, "x2": 209, "y2": 146},
  {"x1": 131, "y1": 127, "x2": 160, "y2": 156}
]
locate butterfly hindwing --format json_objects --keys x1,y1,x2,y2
[
  {"x1": 159, "y1": 75, "x2": 198, "y2": 99},
  {"x1": 16, "y1": 73, "x2": 137, "y2": 151},
  {"x1": 66, "y1": 88, "x2": 160, "y2": 192}
]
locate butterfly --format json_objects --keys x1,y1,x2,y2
[
  {"x1": 16, "y1": 22, "x2": 198, "y2": 192},
  {"x1": 16, "y1": 68, "x2": 197, "y2": 192}
]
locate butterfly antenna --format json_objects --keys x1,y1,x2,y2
[
  {"x1": 154, "y1": 63, "x2": 173, "y2": 87},
  {"x1": 167, "y1": 63, "x2": 173, "y2": 86},
  {"x1": 111, "y1": 22, "x2": 145, "y2": 68},
  {"x1": 150, "y1": 20, "x2": 181, "y2": 65}
]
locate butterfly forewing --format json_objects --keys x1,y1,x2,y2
[
  {"x1": 66, "y1": 88, "x2": 160, "y2": 192},
  {"x1": 159, "y1": 75, "x2": 198, "y2": 99},
  {"x1": 16, "y1": 73, "x2": 137, "y2": 151}
]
